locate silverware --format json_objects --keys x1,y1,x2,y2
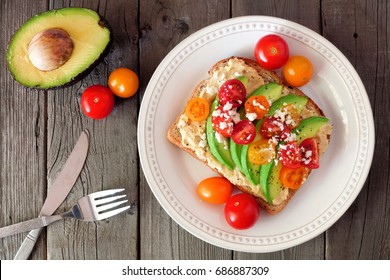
[
  {"x1": 13, "y1": 130, "x2": 89, "y2": 260},
  {"x1": 0, "y1": 189, "x2": 129, "y2": 238}
]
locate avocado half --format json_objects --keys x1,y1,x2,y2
[{"x1": 7, "y1": 7, "x2": 112, "y2": 89}]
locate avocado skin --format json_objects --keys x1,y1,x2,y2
[{"x1": 7, "y1": 7, "x2": 113, "y2": 90}]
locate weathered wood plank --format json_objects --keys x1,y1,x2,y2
[
  {"x1": 0, "y1": 0, "x2": 47, "y2": 260},
  {"x1": 45, "y1": 0, "x2": 139, "y2": 260},
  {"x1": 139, "y1": 0, "x2": 232, "y2": 259},
  {"x1": 232, "y1": 0, "x2": 324, "y2": 260},
  {"x1": 322, "y1": 0, "x2": 390, "y2": 259}
]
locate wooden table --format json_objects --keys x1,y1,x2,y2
[{"x1": 0, "y1": 0, "x2": 388, "y2": 260}]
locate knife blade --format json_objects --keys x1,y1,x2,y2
[{"x1": 14, "y1": 130, "x2": 89, "y2": 260}]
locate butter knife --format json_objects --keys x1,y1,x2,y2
[{"x1": 14, "y1": 130, "x2": 89, "y2": 260}]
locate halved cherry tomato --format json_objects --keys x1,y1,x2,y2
[
  {"x1": 231, "y1": 120, "x2": 256, "y2": 144},
  {"x1": 248, "y1": 139, "x2": 276, "y2": 165},
  {"x1": 197, "y1": 177, "x2": 233, "y2": 204},
  {"x1": 81, "y1": 85, "x2": 114, "y2": 120},
  {"x1": 260, "y1": 116, "x2": 291, "y2": 140},
  {"x1": 244, "y1": 95, "x2": 270, "y2": 120},
  {"x1": 278, "y1": 141, "x2": 302, "y2": 169},
  {"x1": 254, "y1": 34, "x2": 289, "y2": 70},
  {"x1": 212, "y1": 105, "x2": 234, "y2": 137},
  {"x1": 282, "y1": 56, "x2": 313, "y2": 87},
  {"x1": 280, "y1": 165, "x2": 309, "y2": 190},
  {"x1": 224, "y1": 193, "x2": 260, "y2": 230},
  {"x1": 185, "y1": 97, "x2": 210, "y2": 122},
  {"x1": 279, "y1": 104, "x2": 301, "y2": 129},
  {"x1": 300, "y1": 138, "x2": 320, "y2": 169},
  {"x1": 108, "y1": 68, "x2": 139, "y2": 98},
  {"x1": 218, "y1": 79, "x2": 246, "y2": 108}
]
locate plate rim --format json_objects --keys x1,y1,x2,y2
[{"x1": 137, "y1": 15, "x2": 375, "y2": 253}]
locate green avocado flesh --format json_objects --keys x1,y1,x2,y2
[
  {"x1": 206, "y1": 77, "x2": 329, "y2": 202},
  {"x1": 7, "y1": 7, "x2": 111, "y2": 89},
  {"x1": 248, "y1": 83, "x2": 283, "y2": 103},
  {"x1": 206, "y1": 98, "x2": 235, "y2": 170}
]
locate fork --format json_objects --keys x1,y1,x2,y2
[{"x1": 0, "y1": 189, "x2": 129, "y2": 239}]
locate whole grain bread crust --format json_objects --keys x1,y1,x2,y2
[{"x1": 167, "y1": 56, "x2": 331, "y2": 214}]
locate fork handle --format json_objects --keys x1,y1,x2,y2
[{"x1": 0, "y1": 215, "x2": 63, "y2": 239}]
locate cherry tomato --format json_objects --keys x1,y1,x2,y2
[
  {"x1": 81, "y1": 85, "x2": 114, "y2": 120},
  {"x1": 224, "y1": 193, "x2": 260, "y2": 230},
  {"x1": 185, "y1": 97, "x2": 210, "y2": 122},
  {"x1": 300, "y1": 138, "x2": 320, "y2": 169},
  {"x1": 212, "y1": 105, "x2": 234, "y2": 137},
  {"x1": 248, "y1": 139, "x2": 276, "y2": 165},
  {"x1": 197, "y1": 177, "x2": 233, "y2": 204},
  {"x1": 279, "y1": 104, "x2": 301, "y2": 129},
  {"x1": 108, "y1": 68, "x2": 139, "y2": 98},
  {"x1": 254, "y1": 34, "x2": 289, "y2": 70},
  {"x1": 280, "y1": 165, "x2": 309, "y2": 190},
  {"x1": 278, "y1": 141, "x2": 302, "y2": 169},
  {"x1": 282, "y1": 56, "x2": 313, "y2": 87},
  {"x1": 244, "y1": 95, "x2": 270, "y2": 120},
  {"x1": 260, "y1": 116, "x2": 291, "y2": 140},
  {"x1": 218, "y1": 79, "x2": 246, "y2": 108},
  {"x1": 231, "y1": 120, "x2": 256, "y2": 145}
]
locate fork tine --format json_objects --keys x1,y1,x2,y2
[
  {"x1": 94, "y1": 194, "x2": 126, "y2": 206},
  {"x1": 89, "y1": 188, "x2": 125, "y2": 199},
  {"x1": 97, "y1": 199, "x2": 128, "y2": 212},
  {"x1": 97, "y1": 205, "x2": 130, "y2": 220}
]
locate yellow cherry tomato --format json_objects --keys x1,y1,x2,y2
[
  {"x1": 108, "y1": 68, "x2": 139, "y2": 98},
  {"x1": 282, "y1": 56, "x2": 313, "y2": 87}
]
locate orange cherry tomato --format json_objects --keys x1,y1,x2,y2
[
  {"x1": 279, "y1": 165, "x2": 309, "y2": 190},
  {"x1": 248, "y1": 139, "x2": 276, "y2": 165},
  {"x1": 108, "y1": 68, "x2": 139, "y2": 98},
  {"x1": 244, "y1": 95, "x2": 270, "y2": 120},
  {"x1": 282, "y1": 56, "x2": 313, "y2": 87},
  {"x1": 185, "y1": 97, "x2": 210, "y2": 122},
  {"x1": 197, "y1": 177, "x2": 233, "y2": 204}
]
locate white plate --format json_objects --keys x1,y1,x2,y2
[{"x1": 138, "y1": 16, "x2": 375, "y2": 253}]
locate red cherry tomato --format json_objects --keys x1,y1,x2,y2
[
  {"x1": 260, "y1": 116, "x2": 291, "y2": 140},
  {"x1": 218, "y1": 79, "x2": 246, "y2": 108},
  {"x1": 300, "y1": 138, "x2": 320, "y2": 169},
  {"x1": 212, "y1": 105, "x2": 234, "y2": 137},
  {"x1": 224, "y1": 193, "x2": 260, "y2": 230},
  {"x1": 254, "y1": 34, "x2": 289, "y2": 70},
  {"x1": 81, "y1": 85, "x2": 114, "y2": 120},
  {"x1": 197, "y1": 177, "x2": 233, "y2": 204},
  {"x1": 231, "y1": 120, "x2": 256, "y2": 145},
  {"x1": 278, "y1": 141, "x2": 302, "y2": 169}
]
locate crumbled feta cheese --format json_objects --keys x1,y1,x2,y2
[
  {"x1": 246, "y1": 112, "x2": 257, "y2": 121},
  {"x1": 223, "y1": 102, "x2": 233, "y2": 111}
]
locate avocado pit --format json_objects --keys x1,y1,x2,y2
[{"x1": 28, "y1": 28, "x2": 74, "y2": 71}]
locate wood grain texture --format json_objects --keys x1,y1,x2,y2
[
  {"x1": 139, "y1": 0, "x2": 232, "y2": 260},
  {"x1": 0, "y1": 0, "x2": 388, "y2": 260},
  {"x1": 0, "y1": 0, "x2": 47, "y2": 260},
  {"x1": 322, "y1": 0, "x2": 390, "y2": 259}
]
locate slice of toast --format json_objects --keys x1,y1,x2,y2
[{"x1": 167, "y1": 56, "x2": 332, "y2": 214}]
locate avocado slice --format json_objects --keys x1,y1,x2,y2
[
  {"x1": 260, "y1": 116, "x2": 329, "y2": 202},
  {"x1": 293, "y1": 116, "x2": 329, "y2": 143},
  {"x1": 239, "y1": 121, "x2": 263, "y2": 186},
  {"x1": 7, "y1": 7, "x2": 112, "y2": 89},
  {"x1": 260, "y1": 160, "x2": 283, "y2": 203},
  {"x1": 206, "y1": 98, "x2": 235, "y2": 170},
  {"x1": 230, "y1": 140, "x2": 244, "y2": 173},
  {"x1": 267, "y1": 94, "x2": 308, "y2": 116},
  {"x1": 248, "y1": 83, "x2": 283, "y2": 103}
]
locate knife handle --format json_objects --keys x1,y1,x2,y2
[
  {"x1": 10, "y1": 215, "x2": 63, "y2": 260},
  {"x1": 0, "y1": 216, "x2": 62, "y2": 239}
]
